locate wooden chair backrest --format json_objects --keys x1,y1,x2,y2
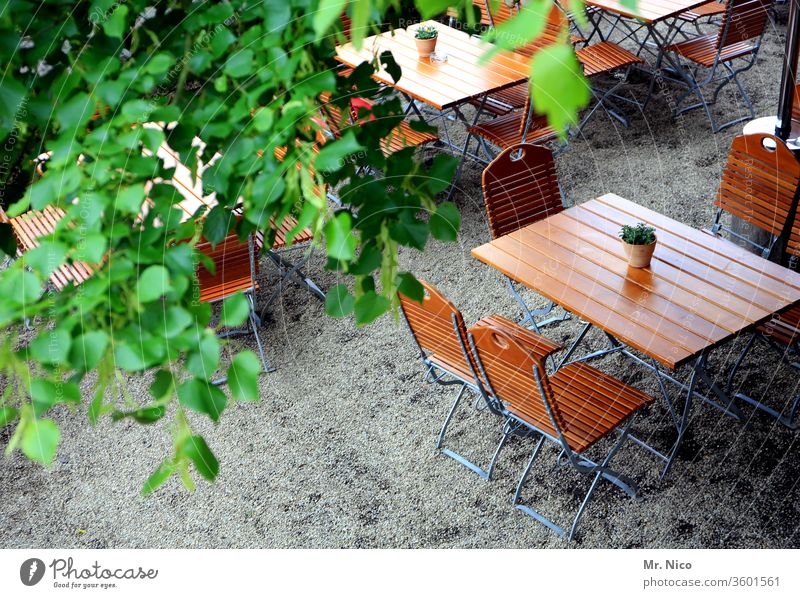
[
  {"x1": 195, "y1": 217, "x2": 261, "y2": 303},
  {"x1": 482, "y1": 143, "x2": 563, "y2": 239},
  {"x1": 398, "y1": 279, "x2": 475, "y2": 374},
  {"x1": 717, "y1": 0, "x2": 770, "y2": 48},
  {"x1": 715, "y1": 133, "x2": 800, "y2": 239},
  {"x1": 470, "y1": 324, "x2": 566, "y2": 432}
]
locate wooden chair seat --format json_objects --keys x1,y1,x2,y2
[
  {"x1": 272, "y1": 215, "x2": 313, "y2": 250},
  {"x1": 679, "y1": 1, "x2": 727, "y2": 21},
  {"x1": 380, "y1": 120, "x2": 438, "y2": 156},
  {"x1": 469, "y1": 323, "x2": 654, "y2": 455},
  {"x1": 666, "y1": 34, "x2": 756, "y2": 67},
  {"x1": 757, "y1": 305, "x2": 800, "y2": 347},
  {"x1": 467, "y1": 112, "x2": 557, "y2": 151},
  {"x1": 322, "y1": 96, "x2": 438, "y2": 157},
  {"x1": 575, "y1": 41, "x2": 643, "y2": 78},
  {"x1": 469, "y1": 83, "x2": 529, "y2": 116},
  {"x1": 510, "y1": 362, "x2": 653, "y2": 453},
  {"x1": 3, "y1": 205, "x2": 95, "y2": 290}
]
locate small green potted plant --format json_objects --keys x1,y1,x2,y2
[
  {"x1": 619, "y1": 222, "x2": 657, "y2": 268},
  {"x1": 414, "y1": 25, "x2": 438, "y2": 58}
]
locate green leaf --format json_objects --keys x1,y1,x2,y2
[
  {"x1": 29, "y1": 379, "x2": 80, "y2": 417},
  {"x1": 354, "y1": 290, "x2": 390, "y2": 325},
  {"x1": 313, "y1": 0, "x2": 348, "y2": 37},
  {"x1": 429, "y1": 202, "x2": 461, "y2": 241},
  {"x1": 425, "y1": 154, "x2": 458, "y2": 195},
  {"x1": 146, "y1": 52, "x2": 173, "y2": 74},
  {"x1": 114, "y1": 343, "x2": 149, "y2": 371},
  {"x1": 149, "y1": 370, "x2": 175, "y2": 401},
  {"x1": 397, "y1": 272, "x2": 424, "y2": 302},
  {"x1": 78, "y1": 234, "x2": 108, "y2": 263},
  {"x1": 325, "y1": 211, "x2": 357, "y2": 261},
  {"x1": 416, "y1": 0, "x2": 453, "y2": 19},
  {"x1": 25, "y1": 175, "x2": 57, "y2": 212},
  {"x1": 180, "y1": 436, "x2": 219, "y2": 481},
  {"x1": 112, "y1": 405, "x2": 166, "y2": 424},
  {"x1": 136, "y1": 265, "x2": 172, "y2": 303},
  {"x1": 220, "y1": 293, "x2": 250, "y2": 328},
  {"x1": 116, "y1": 184, "x2": 146, "y2": 215},
  {"x1": 177, "y1": 378, "x2": 228, "y2": 421},
  {"x1": 530, "y1": 41, "x2": 591, "y2": 135},
  {"x1": 141, "y1": 460, "x2": 175, "y2": 496},
  {"x1": 0, "y1": 78, "x2": 26, "y2": 138},
  {"x1": 29, "y1": 328, "x2": 71, "y2": 365},
  {"x1": 0, "y1": 407, "x2": 19, "y2": 428},
  {"x1": 202, "y1": 205, "x2": 232, "y2": 246},
  {"x1": 0, "y1": 269, "x2": 42, "y2": 306},
  {"x1": 224, "y1": 49, "x2": 255, "y2": 78},
  {"x1": 315, "y1": 131, "x2": 365, "y2": 173},
  {"x1": 22, "y1": 418, "x2": 60, "y2": 465},
  {"x1": 186, "y1": 334, "x2": 220, "y2": 378},
  {"x1": 325, "y1": 284, "x2": 355, "y2": 318},
  {"x1": 227, "y1": 351, "x2": 261, "y2": 401},
  {"x1": 102, "y1": 4, "x2": 129, "y2": 38},
  {"x1": 56, "y1": 92, "x2": 94, "y2": 133},
  {"x1": 69, "y1": 331, "x2": 108, "y2": 372},
  {"x1": 24, "y1": 241, "x2": 68, "y2": 278},
  {"x1": 252, "y1": 107, "x2": 274, "y2": 132}
]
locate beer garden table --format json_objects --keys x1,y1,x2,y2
[{"x1": 472, "y1": 193, "x2": 800, "y2": 477}]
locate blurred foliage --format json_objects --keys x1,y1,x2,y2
[{"x1": 0, "y1": 0, "x2": 590, "y2": 494}]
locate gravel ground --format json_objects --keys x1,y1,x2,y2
[{"x1": 2, "y1": 11, "x2": 800, "y2": 549}]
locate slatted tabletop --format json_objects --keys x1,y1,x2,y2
[
  {"x1": 471, "y1": 193, "x2": 800, "y2": 369},
  {"x1": 585, "y1": 0, "x2": 712, "y2": 23},
  {"x1": 335, "y1": 21, "x2": 531, "y2": 111}
]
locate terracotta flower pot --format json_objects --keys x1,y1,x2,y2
[
  {"x1": 415, "y1": 37, "x2": 437, "y2": 58},
  {"x1": 622, "y1": 237, "x2": 657, "y2": 268}
]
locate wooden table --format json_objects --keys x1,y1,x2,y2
[
  {"x1": 336, "y1": 21, "x2": 532, "y2": 193},
  {"x1": 584, "y1": 0, "x2": 715, "y2": 107},
  {"x1": 335, "y1": 20, "x2": 531, "y2": 112},
  {"x1": 472, "y1": 193, "x2": 800, "y2": 476}
]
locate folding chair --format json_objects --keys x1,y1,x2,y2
[
  {"x1": 481, "y1": 143, "x2": 569, "y2": 332},
  {"x1": 707, "y1": 133, "x2": 800, "y2": 258},
  {"x1": 663, "y1": 0, "x2": 772, "y2": 132},
  {"x1": 726, "y1": 177, "x2": 800, "y2": 428},
  {"x1": 467, "y1": 322, "x2": 654, "y2": 541},
  {"x1": 398, "y1": 279, "x2": 510, "y2": 480}
]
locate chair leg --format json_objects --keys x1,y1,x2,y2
[
  {"x1": 247, "y1": 291, "x2": 274, "y2": 374},
  {"x1": 436, "y1": 383, "x2": 511, "y2": 480}
]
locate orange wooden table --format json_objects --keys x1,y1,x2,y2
[
  {"x1": 335, "y1": 20, "x2": 531, "y2": 112},
  {"x1": 583, "y1": 0, "x2": 716, "y2": 107},
  {"x1": 472, "y1": 193, "x2": 800, "y2": 476},
  {"x1": 336, "y1": 21, "x2": 532, "y2": 193}
]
